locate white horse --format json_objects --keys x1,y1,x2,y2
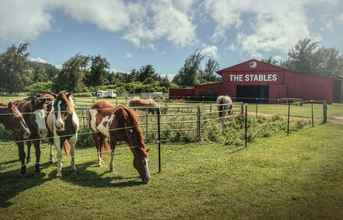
[
  {"x1": 216, "y1": 95, "x2": 233, "y2": 131},
  {"x1": 46, "y1": 92, "x2": 79, "y2": 177}
]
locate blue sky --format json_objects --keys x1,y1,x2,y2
[{"x1": 0, "y1": 0, "x2": 343, "y2": 77}]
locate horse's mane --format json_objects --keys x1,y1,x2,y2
[
  {"x1": 57, "y1": 91, "x2": 75, "y2": 112},
  {"x1": 115, "y1": 105, "x2": 148, "y2": 157}
]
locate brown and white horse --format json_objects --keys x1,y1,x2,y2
[
  {"x1": 88, "y1": 100, "x2": 114, "y2": 166},
  {"x1": 88, "y1": 102, "x2": 150, "y2": 183},
  {"x1": 14, "y1": 94, "x2": 54, "y2": 174},
  {"x1": 47, "y1": 91, "x2": 79, "y2": 177},
  {"x1": 0, "y1": 102, "x2": 32, "y2": 174},
  {"x1": 128, "y1": 97, "x2": 159, "y2": 114}
]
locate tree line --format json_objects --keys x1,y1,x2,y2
[
  {"x1": 0, "y1": 38, "x2": 342, "y2": 94},
  {"x1": 0, "y1": 43, "x2": 171, "y2": 94}
]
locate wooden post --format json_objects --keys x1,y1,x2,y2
[
  {"x1": 157, "y1": 108, "x2": 161, "y2": 173},
  {"x1": 244, "y1": 104, "x2": 248, "y2": 148},
  {"x1": 287, "y1": 102, "x2": 291, "y2": 135},
  {"x1": 311, "y1": 102, "x2": 314, "y2": 127},
  {"x1": 115, "y1": 97, "x2": 118, "y2": 106},
  {"x1": 145, "y1": 112, "x2": 149, "y2": 140},
  {"x1": 197, "y1": 105, "x2": 201, "y2": 141},
  {"x1": 323, "y1": 101, "x2": 328, "y2": 123},
  {"x1": 210, "y1": 104, "x2": 212, "y2": 113},
  {"x1": 255, "y1": 102, "x2": 258, "y2": 118}
]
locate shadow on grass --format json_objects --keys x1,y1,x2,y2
[
  {"x1": 0, "y1": 162, "x2": 53, "y2": 208},
  {"x1": 59, "y1": 161, "x2": 149, "y2": 188}
]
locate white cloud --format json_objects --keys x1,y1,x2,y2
[
  {"x1": 29, "y1": 57, "x2": 48, "y2": 63},
  {"x1": 125, "y1": 52, "x2": 133, "y2": 59},
  {"x1": 200, "y1": 45, "x2": 218, "y2": 58},
  {"x1": 0, "y1": 0, "x2": 196, "y2": 48},
  {"x1": 0, "y1": 0, "x2": 51, "y2": 42},
  {"x1": 204, "y1": 0, "x2": 340, "y2": 54},
  {"x1": 337, "y1": 14, "x2": 343, "y2": 23}
]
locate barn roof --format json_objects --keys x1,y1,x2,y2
[
  {"x1": 216, "y1": 59, "x2": 336, "y2": 80},
  {"x1": 216, "y1": 59, "x2": 290, "y2": 76}
]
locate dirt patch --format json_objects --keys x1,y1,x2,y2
[{"x1": 329, "y1": 116, "x2": 343, "y2": 125}]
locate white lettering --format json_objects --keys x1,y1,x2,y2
[{"x1": 229, "y1": 73, "x2": 279, "y2": 82}]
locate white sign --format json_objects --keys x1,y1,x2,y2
[{"x1": 229, "y1": 73, "x2": 278, "y2": 82}]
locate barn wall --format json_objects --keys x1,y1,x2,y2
[
  {"x1": 169, "y1": 59, "x2": 335, "y2": 103},
  {"x1": 169, "y1": 88, "x2": 194, "y2": 99}
]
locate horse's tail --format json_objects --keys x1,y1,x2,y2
[{"x1": 120, "y1": 106, "x2": 149, "y2": 157}]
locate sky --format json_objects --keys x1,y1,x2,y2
[{"x1": 0, "y1": 0, "x2": 343, "y2": 77}]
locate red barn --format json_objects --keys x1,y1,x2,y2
[{"x1": 170, "y1": 59, "x2": 341, "y2": 103}]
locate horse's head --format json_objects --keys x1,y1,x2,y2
[
  {"x1": 132, "y1": 147, "x2": 150, "y2": 184},
  {"x1": 8, "y1": 102, "x2": 31, "y2": 139},
  {"x1": 29, "y1": 93, "x2": 55, "y2": 137},
  {"x1": 53, "y1": 91, "x2": 75, "y2": 131}
]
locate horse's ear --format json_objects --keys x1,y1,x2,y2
[
  {"x1": 66, "y1": 92, "x2": 72, "y2": 98},
  {"x1": 8, "y1": 101, "x2": 15, "y2": 109}
]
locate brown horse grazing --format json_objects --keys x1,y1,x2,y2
[
  {"x1": 128, "y1": 97, "x2": 159, "y2": 114},
  {"x1": 88, "y1": 103, "x2": 150, "y2": 183},
  {"x1": 88, "y1": 100, "x2": 114, "y2": 166},
  {"x1": 46, "y1": 91, "x2": 79, "y2": 177},
  {"x1": 0, "y1": 102, "x2": 31, "y2": 174}
]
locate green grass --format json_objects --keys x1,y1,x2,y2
[{"x1": 1, "y1": 123, "x2": 343, "y2": 219}]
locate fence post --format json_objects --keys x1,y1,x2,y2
[
  {"x1": 156, "y1": 108, "x2": 161, "y2": 173},
  {"x1": 196, "y1": 105, "x2": 201, "y2": 141},
  {"x1": 287, "y1": 101, "x2": 291, "y2": 135},
  {"x1": 323, "y1": 101, "x2": 328, "y2": 123},
  {"x1": 311, "y1": 102, "x2": 314, "y2": 127},
  {"x1": 255, "y1": 101, "x2": 258, "y2": 118},
  {"x1": 244, "y1": 104, "x2": 248, "y2": 148},
  {"x1": 210, "y1": 104, "x2": 212, "y2": 113},
  {"x1": 115, "y1": 97, "x2": 118, "y2": 106},
  {"x1": 145, "y1": 112, "x2": 149, "y2": 140}
]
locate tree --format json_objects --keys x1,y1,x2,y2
[
  {"x1": 0, "y1": 43, "x2": 32, "y2": 93},
  {"x1": 138, "y1": 65, "x2": 158, "y2": 82},
  {"x1": 173, "y1": 50, "x2": 204, "y2": 87},
  {"x1": 285, "y1": 38, "x2": 343, "y2": 77},
  {"x1": 86, "y1": 55, "x2": 110, "y2": 86},
  {"x1": 285, "y1": 38, "x2": 320, "y2": 73},
  {"x1": 53, "y1": 54, "x2": 90, "y2": 92},
  {"x1": 201, "y1": 58, "x2": 220, "y2": 82}
]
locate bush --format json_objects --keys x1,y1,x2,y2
[{"x1": 0, "y1": 124, "x2": 11, "y2": 141}]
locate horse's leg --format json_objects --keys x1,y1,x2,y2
[
  {"x1": 93, "y1": 134, "x2": 102, "y2": 166},
  {"x1": 99, "y1": 136, "x2": 107, "y2": 166},
  {"x1": 69, "y1": 134, "x2": 77, "y2": 172},
  {"x1": 109, "y1": 139, "x2": 117, "y2": 172},
  {"x1": 26, "y1": 141, "x2": 31, "y2": 164},
  {"x1": 54, "y1": 135, "x2": 63, "y2": 177},
  {"x1": 33, "y1": 140, "x2": 41, "y2": 173},
  {"x1": 17, "y1": 142, "x2": 26, "y2": 175}
]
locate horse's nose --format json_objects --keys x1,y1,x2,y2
[{"x1": 39, "y1": 129, "x2": 48, "y2": 137}]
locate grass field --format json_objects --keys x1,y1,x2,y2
[{"x1": 1, "y1": 123, "x2": 343, "y2": 219}]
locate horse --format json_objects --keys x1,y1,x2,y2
[
  {"x1": 12, "y1": 94, "x2": 55, "y2": 174},
  {"x1": 0, "y1": 102, "x2": 32, "y2": 174},
  {"x1": 46, "y1": 91, "x2": 79, "y2": 177},
  {"x1": 216, "y1": 95, "x2": 233, "y2": 131},
  {"x1": 128, "y1": 97, "x2": 159, "y2": 114},
  {"x1": 88, "y1": 102, "x2": 150, "y2": 183},
  {"x1": 26, "y1": 92, "x2": 56, "y2": 163},
  {"x1": 88, "y1": 100, "x2": 114, "y2": 166}
]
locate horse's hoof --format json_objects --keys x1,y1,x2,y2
[
  {"x1": 72, "y1": 166, "x2": 77, "y2": 172},
  {"x1": 35, "y1": 164, "x2": 41, "y2": 173},
  {"x1": 20, "y1": 166, "x2": 26, "y2": 175},
  {"x1": 142, "y1": 177, "x2": 150, "y2": 184}
]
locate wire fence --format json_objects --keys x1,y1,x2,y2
[{"x1": 0, "y1": 97, "x2": 329, "y2": 174}]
